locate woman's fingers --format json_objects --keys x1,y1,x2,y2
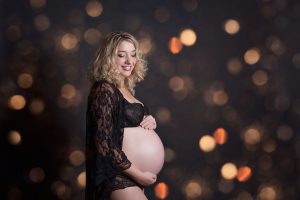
[{"x1": 140, "y1": 115, "x2": 156, "y2": 130}]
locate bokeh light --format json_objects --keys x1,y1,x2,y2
[
  {"x1": 29, "y1": 98, "x2": 45, "y2": 115},
  {"x1": 84, "y1": 28, "x2": 101, "y2": 45},
  {"x1": 156, "y1": 107, "x2": 172, "y2": 124},
  {"x1": 184, "y1": 181, "x2": 202, "y2": 199},
  {"x1": 276, "y1": 124, "x2": 293, "y2": 141},
  {"x1": 5, "y1": 25, "x2": 22, "y2": 41},
  {"x1": 155, "y1": 182, "x2": 169, "y2": 199},
  {"x1": 29, "y1": 167, "x2": 45, "y2": 183},
  {"x1": 34, "y1": 14, "x2": 50, "y2": 31},
  {"x1": 244, "y1": 48, "x2": 260, "y2": 65},
  {"x1": 168, "y1": 37, "x2": 183, "y2": 54},
  {"x1": 86, "y1": 1, "x2": 103, "y2": 17},
  {"x1": 61, "y1": 33, "x2": 79, "y2": 50},
  {"x1": 224, "y1": 19, "x2": 240, "y2": 35},
  {"x1": 164, "y1": 148, "x2": 175, "y2": 162},
  {"x1": 242, "y1": 127, "x2": 262, "y2": 145},
  {"x1": 17, "y1": 73, "x2": 33, "y2": 89},
  {"x1": 258, "y1": 186, "x2": 277, "y2": 200},
  {"x1": 237, "y1": 166, "x2": 252, "y2": 182},
  {"x1": 213, "y1": 128, "x2": 228, "y2": 145},
  {"x1": 227, "y1": 57, "x2": 242, "y2": 75},
  {"x1": 77, "y1": 171, "x2": 86, "y2": 189},
  {"x1": 61, "y1": 84, "x2": 76, "y2": 99},
  {"x1": 221, "y1": 163, "x2": 238, "y2": 180},
  {"x1": 69, "y1": 150, "x2": 85, "y2": 166},
  {"x1": 7, "y1": 130, "x2": 22, "y2": 145},
  {"x1": 179, "y1": 29, "x2": 197, "y2": 46},
  {"x1": 252, "y1": 70, "x2": 268, "y2": 86},
  {"x1": 8, "y1": 95, "x2": 26, "y2": 110},
  {"x1": 199, "y1": 135, "x2": 216, "y2": 152}
]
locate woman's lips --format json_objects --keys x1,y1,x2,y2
[{"x1": 122, "y1": 66, "x2": 131, "y2": 71}]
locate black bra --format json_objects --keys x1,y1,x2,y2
[{"x1": 123, "y1": 97, "x2": 150, "y2": 128}]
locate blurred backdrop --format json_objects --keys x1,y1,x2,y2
[{"x1": 1, "y1": 0, "x2": 300, "y2": 199}]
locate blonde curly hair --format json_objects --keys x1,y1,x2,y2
[{"x1": 88, "y1": 31, "x2": 148, "y2": 95}]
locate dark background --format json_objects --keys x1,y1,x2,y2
[{"x1": 1, "y1": 0, "x2": 300, "y2": 199}]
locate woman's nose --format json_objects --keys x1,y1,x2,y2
[{"x1": 125, "y1": 55, "x2": 132, "y2": 64}]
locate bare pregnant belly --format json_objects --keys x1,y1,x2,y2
[{"x1": 122, "y1": 127, "x2": 165, "y2": 175}]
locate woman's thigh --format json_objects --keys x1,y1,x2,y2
[{"x1": 110, "y1": 186, "x2": 148, "y2": 200}]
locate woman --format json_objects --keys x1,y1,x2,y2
[{"x1": 86, "y1": 31, "x2": 164, "y2": 200}]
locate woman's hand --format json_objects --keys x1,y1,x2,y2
[
  {"x1": 136, "y1": 171, "x2": 157, "y2": 186},
  {"x1": 140, "y1": 115, "x2": 157, "y2": 130}
]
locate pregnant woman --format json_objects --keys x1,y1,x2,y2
[{"x1": 86, "y1": 31, "x2": 164, "y2": 200}]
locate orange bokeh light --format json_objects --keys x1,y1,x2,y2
[
  {"x1": 237, "y1": 166, "x2": 252, "y2": 182},
  {"x1": 213, "y1": 128, "x2": 228, "y2": 145},
  {"x1": 168, "y1": 37, "x2": 182, "y2": 54},
  {"x1": 155, "y1": 182, "x2": 169, "y2": 199}
]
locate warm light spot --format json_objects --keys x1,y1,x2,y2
[
  {"x1": 199, "y1": 135, "x2": 216, "y2": 152},
  {"x1": 244, "y1": 48, "x2": 260, "y2": 65},
  {"x1": 69, "y1": 150, "x2": 85, "y2": 166},
  {"x1": 266, "y1": 36, "x2": 285, "y2": 55},
  {"x1": 224, "y1": 19, "x2": 240, "y2": 35},
  {"x1": 212, "y1": 90, "x2": 228, "y2": 106},
  {"x1": 30, "y1": 0, "x2": 47, "y2": 8},
  {"x1": 34, "y1": 14, "x2": 50, "y2": 31},
  {"x1": 5, "y1": 25, "x2": 22, "y2": 41},
  {"x1": 86, "y1": 1, "x2": 103, "y2": 17},
  {"x1": 221, "y1": 163, "x2": 238, "y2": 180},
  {"x1": 29, "y1": 167, "x2": 45, "y2": 183},
  {"x1": 262, "y1": 140, "x2": 276, "y2": 153},
  {"x1": 84, "y1": 28, "x2": 101, "y2": 45},
  {"x1": 185, "y1": 181, "x2": 202, "y2": 198},
  {"x1": 227, "y1": 57, "x2": 242, "y2": 75},
  {"x1": 243, "y1": 128, "x2": 261, "y2": 145},
  {"x1": 61, "y1": 33, "x2": 78, "y2": 50},
  {"x1": 51, "y1": 181, "x2": 67, "y2": 198},
  {"x1": 154, "y1": 7, "x2": 170, "y2": 23},
  {"x1": 252, "y1": 70, "x2": 268, "y2": 86},
  {"x1": 276, "y1": 124, "x2": 293, "y2": 141},
  {"x1": 156, "y1": 107, "x2": 171, "y2": 124},
  {"x1": 237, "y1": 166, "x2": 252, "y2": 182},
  {"x1": 168, "y1": 37, "x2": 182, "y2": 54},
  {"x1": 179, "y1": 29, "x2": 197, "y2": 46},
  {"x1": 258, "y1": 186, "x2": 276, "y2": 200},
  {"x1": 155, "y1": 182, "x2": 169, "y2": 199},
  {"x1": 17, "y1": 73, "x2": 33, "y2": 89},
  {"x1": 164, "y1": 148, "x2": 175, "y2": 162},
  {"x1": 29, "y1": 98, "x2": 45, "y2": 115},
  {"x1": 139, "y1": 37, "x2": 153, "y2": 54},
  {"x1": 213, "y1": 128, "x2": 228, "y2": 145},
  {"x1": 77, "y1": 171, "x2": 86, "y2": 189},
  {"x1": 169, "y1": 76, "x2": 184, "y2": 92},
  {"x1": 8, "y1": 130, "x2": 22, "y2": 145},
  {"x1": 9, "y1": 95, "x2": 26, "y2": 110},
  {"x1": 61, "y1": 84, "x2": 76, "y2": 99}
]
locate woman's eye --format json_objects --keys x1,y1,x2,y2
[
  {"x1": 118, "y1": 54, "x2": 124, "y2": 57},
  {"x1": 131, "y1": 54, "x2": 136, "y2": 57}
]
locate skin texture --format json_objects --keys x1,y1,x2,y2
[{"x1": 110, "y1": 40, "x2": 160, "y2": 199}]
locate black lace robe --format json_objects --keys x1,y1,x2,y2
[{"x1": 85, "y1": 80, "x2": 132, "y2": 199}]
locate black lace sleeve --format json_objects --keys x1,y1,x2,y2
[{"x1": 90, "y1": 82, "x2": 132, "y2": 171}]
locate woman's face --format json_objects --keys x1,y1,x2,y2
[{"x1": 114, "y1": 40, "x2": 137, "y2": 79}]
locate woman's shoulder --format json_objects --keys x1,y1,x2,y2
[{"x1": 92, "y1": 79, "x2": 118, "y2": 95}]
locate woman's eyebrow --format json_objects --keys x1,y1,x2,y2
[{"x1": 117, "y1": 50, "x2": 136, "y2": 53}]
